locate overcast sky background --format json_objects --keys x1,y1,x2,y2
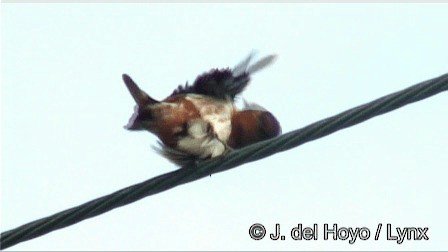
[{"x1": 2, "y1": 4, "x2": 448, "y2": 251}]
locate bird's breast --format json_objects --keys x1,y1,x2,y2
[
  {"x1": 148, "y1": 94, "x2": 235, "y2": 149},
  {"x1": 184, "y1": 94, "x2": 235, "y2": 143}
]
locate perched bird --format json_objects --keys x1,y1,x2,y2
[{"x1": 123, "y1": 53, "x2": 281, "y2": 166}]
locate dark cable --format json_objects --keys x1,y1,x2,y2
[{"x1": 1, "y1": 73, "x2": 447, "y2": 250}]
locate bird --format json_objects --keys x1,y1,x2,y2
[{"x1": 122, "y1": 53, "x2": 281, "y2": 166}]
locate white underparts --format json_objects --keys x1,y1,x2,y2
[
  {"x1": 170, "y1": 95, "x2": 235, "y2": 159},
  {"x1": 185, "y1": 95, "x2": 234, "y2": 143},
  {"x1": 176, "y1": 119, "x2": 227, "y2": 158}
]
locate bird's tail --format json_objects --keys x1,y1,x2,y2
[{"x1": 122, "y1": 74, "x2": 159, "y2": 130}]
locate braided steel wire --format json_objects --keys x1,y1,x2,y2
[{"x1": 1, "y1": 73, "x2": 447, "y2": 250}]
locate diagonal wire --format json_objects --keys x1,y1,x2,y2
[{"x1": 1, "y1": 73, "x2": 447, "y2": 250}]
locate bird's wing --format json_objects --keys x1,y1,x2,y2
[{"x1": 169, "y1": 53, "x2": 276, "y2": 100}]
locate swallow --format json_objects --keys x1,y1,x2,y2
[{"x1": 123, "y1": 53, "x2": 281, "y2": 166}]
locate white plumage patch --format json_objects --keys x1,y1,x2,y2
[
  {"x1": 185, "y1": 95, "x2": 234, "y2": 143},
  {"x1": 177, "y1": 119, "x2": 227, "y2": 159},
  {"x1": 152, "y1": 96, "x2": 270, "y2": 166},
  {"x1": 155, "y1": 95, "x2": 235, "y2": 166},
  {"x1": 154, "y1": 119, "x2": 230, "y2": 166}
]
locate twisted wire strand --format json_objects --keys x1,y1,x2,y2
[{"x1": 1, "y1": 73, "x2": 447, "y2": 250}]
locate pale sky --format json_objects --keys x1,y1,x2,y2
[{"x1": 1, "y1": 4, "x2": 448, "y2": 251}]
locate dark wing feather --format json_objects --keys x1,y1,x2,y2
[{"x1": 170, "y1": 53, "x2": 276, "y2": 100}]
